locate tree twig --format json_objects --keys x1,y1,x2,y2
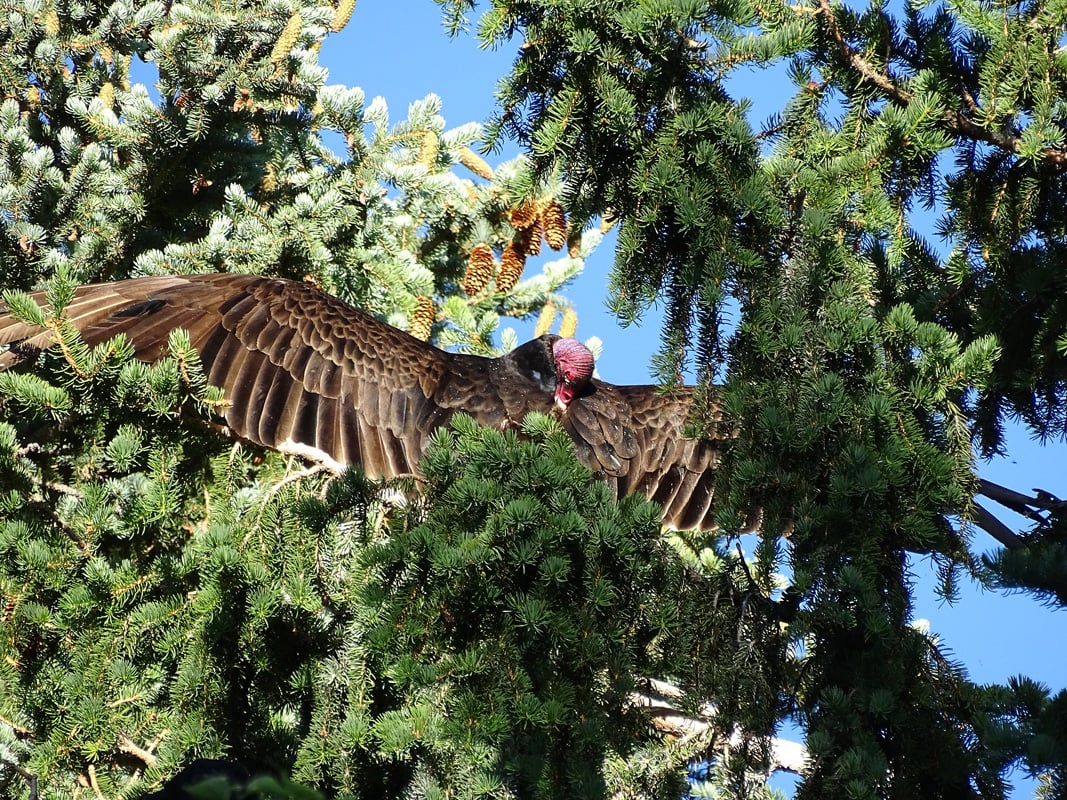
[
  {"x1": 970, "y1": 500, "x2": 1026, "y2": 549},
  {"x1": 87, "y1": 765, "x2": 105, "y2": 800},
  {"x1": 0, "y1": 759, "x2": 38, "y2": 800},
  {"x1": 972, "y1": 479, "x2": 1065, "y2": 550},
  {"x1": 118, "y1": 734, "x2": 159, "y2": 767},
  {"x1": 814, "y1": 0, "x2": 1067, "y2": 168},
  {"x1": 978, "y1": 478, "x2": 1063, "y2": 514},
  {"x1": 629, "y1": 677, "x2": 807, "y2": 775}
]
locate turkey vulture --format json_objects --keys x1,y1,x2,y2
[{"x1": 0, "y1": 273, "x2": 723, "y2": 530}]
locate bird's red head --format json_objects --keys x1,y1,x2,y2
[{"x1": 552, "y1": 338, "x2": 594, "y2": 408}]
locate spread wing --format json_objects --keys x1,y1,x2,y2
[
  {"x1": 564, "y1": 382, "x2": 723, "y2": 531},
  {"x1": 0, "y1": 274, "x2": 546, "y2": 477},
  {"x1": 621, "y1": 385, "x2": 727, "y2": 531},
  {"x1": 0, "y1": 273, "x2": 727, "y2": 530}
]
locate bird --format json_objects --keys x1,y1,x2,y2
[{"x1": 0, "y1": 273, "x2": 724, "y2": 530}]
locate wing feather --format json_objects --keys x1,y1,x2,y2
[
  {"x1": 287, "y1": 391, "x2": 321, "y2": 456},
  {"x1": 205, "y1": 332, "x2": 247, "y2": 388},
  {"x1": 675, "y1": 469, "x2": 716, "y2": 531},
  {"x1": 227, "y1": 348, "x2": 271, "y2": 431},
  {"x1": 117, "y1": 306, "x2": 209, "y2": 361},
  {"x1": 578, "y1": 384, "x2": 725, "y2": 531},
  {"x1": 260, "y1": 370, "x2": 295, "y2": 446},
  {"x1": 220, "y1": 293, "x2": 259, "y2": 329},
  {"x1": 314, "y1": 388, "x2": 340, "y2": 461},
  {"x1": 650, "y1": 467, "x2": 685, "y2": 514},
  {"x1": 355, "y1": 412, "x2": 387, "y2": 476},
  {"x1": 263, "y1": 323, "x2": 297, "y2": 365},
  {"x1": 338, "y1": 395, "x2": 362, "y2": 468}
]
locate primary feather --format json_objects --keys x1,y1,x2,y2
[{"x1": 0, "y1": 274, "x2": 724, "y2": 530}]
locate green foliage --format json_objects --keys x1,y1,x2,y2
[
  {"x1": 0, "y1": 0, "x2": 597, "y2": 350},
  {"x1": 0, "y1": 388, "x2": 683, "y2": 798},
  {"x1": 2, "y1": 0, "x2": 1067, "y2": 798},
  {"x1": 0, "y1": 316, "x2": 239, "y2": 799},
  {"x1": 440, "y1": 0, "x2": 1067, "y2": 796},
  {"x1": 290, "y1": 414, "x2": 683, "y2": 799}
]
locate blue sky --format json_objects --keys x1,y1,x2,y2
[{"x1": 317, "y1": 0, "x2": 1064, "y2": 789}]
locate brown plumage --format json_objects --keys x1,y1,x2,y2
[{"x1": 0, "y1": 274, "x2": 724, "y2": 530}]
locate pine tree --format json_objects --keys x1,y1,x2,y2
[
  {"x1": 3, "y1": 0, "x2": 1067, "y2": 799},
  {"x1": 0, "y1": 1, "x2": 616, "y2": 798},
  {"x1": 439, "y1": 0, "x2": 1067, "y2": 797},
  {"x1": 290, "y1": 414, "x2": 686, "y2": 800}
]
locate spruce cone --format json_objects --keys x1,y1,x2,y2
[
  {"x1": 458, "y1": 147, "x2": 494, "y2": 180},
  {"x1": 417, "y1": 130, "x2": 438, "y2": 168},
  {"x1": 330, "y1": 0, "x2": 358, "y2": 32},
  {"x1": 99, "y1": 82, "x2": 115, "y2": 110},
  {"x1": 559, "y1": 307, "x2": 578, "y2": 338},
  {"x1": 496, "y1": 243, "x2": 526, "y2": 293},
  {"x1": 233, "y1": 88, "x2": 254, "y2": 113},
  {"x1": 409, "y1": 296, "x2": 435, "y2": 341},
  {"x1": 464, "y1": 244, "x2": 495, "y2": 296},
  {"x1": 518, "y1": 224, "x2": 542, "y2": 256},
  {"x1": 508, "y1": 201, "x2": 539, "y2": 230},
  {"x1": 542, "y1": 199, "x2": 567, "y2": 251},
  {"x1": 271, "y1": 12, "x2": 303, "y2": 63},
  {"x1": 567, "y1": 229, "x2": 583, "y2": 258},
  {"x1": 534, "y1": 302, "x2": 556, "y2": 337}
]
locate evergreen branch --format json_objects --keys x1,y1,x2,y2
[
  {"x1": 971, "y1": 500, "x2": 1027, "y2": 549},
  {"x1": 973, "y1": 479, "x2": 1066, "y2": 549},
  {"x1": 814, "y1": 0, "x2": 908, "y2": 102},
  {"x1": 48, "y1": 318, "x2": 90, "y2": 381},
  {"x1": 45, "y1": 481, "x2": 82, "y2": 499},
  {"x1": 0, "y1": 715, "x2": 32, "y2": 738},
  {"x1": 944, "y1": 108, "x2": 1066, "y2": 169},
  {"x1": 0, "y1": 759, "x2": 37, "y2": 800},
  {"x1": 245, "y1": 459, "x2": 332, "y2": 547},
  {"x1": 814, "y1": 0, "x2": 1067, "y2": 168},
  {"x1": 630, "y1": 678, "x2": 806, "y2": 775},
  {"x1": 36, "y1": 484, "x2": 94, "y2": 555},
  {"x1": 117, "y1": 734, "x2": 159, "y2": 767}
]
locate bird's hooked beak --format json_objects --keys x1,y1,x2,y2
[{"x1": 555, "y1": 373, "x2": 579, "y2": 408}]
